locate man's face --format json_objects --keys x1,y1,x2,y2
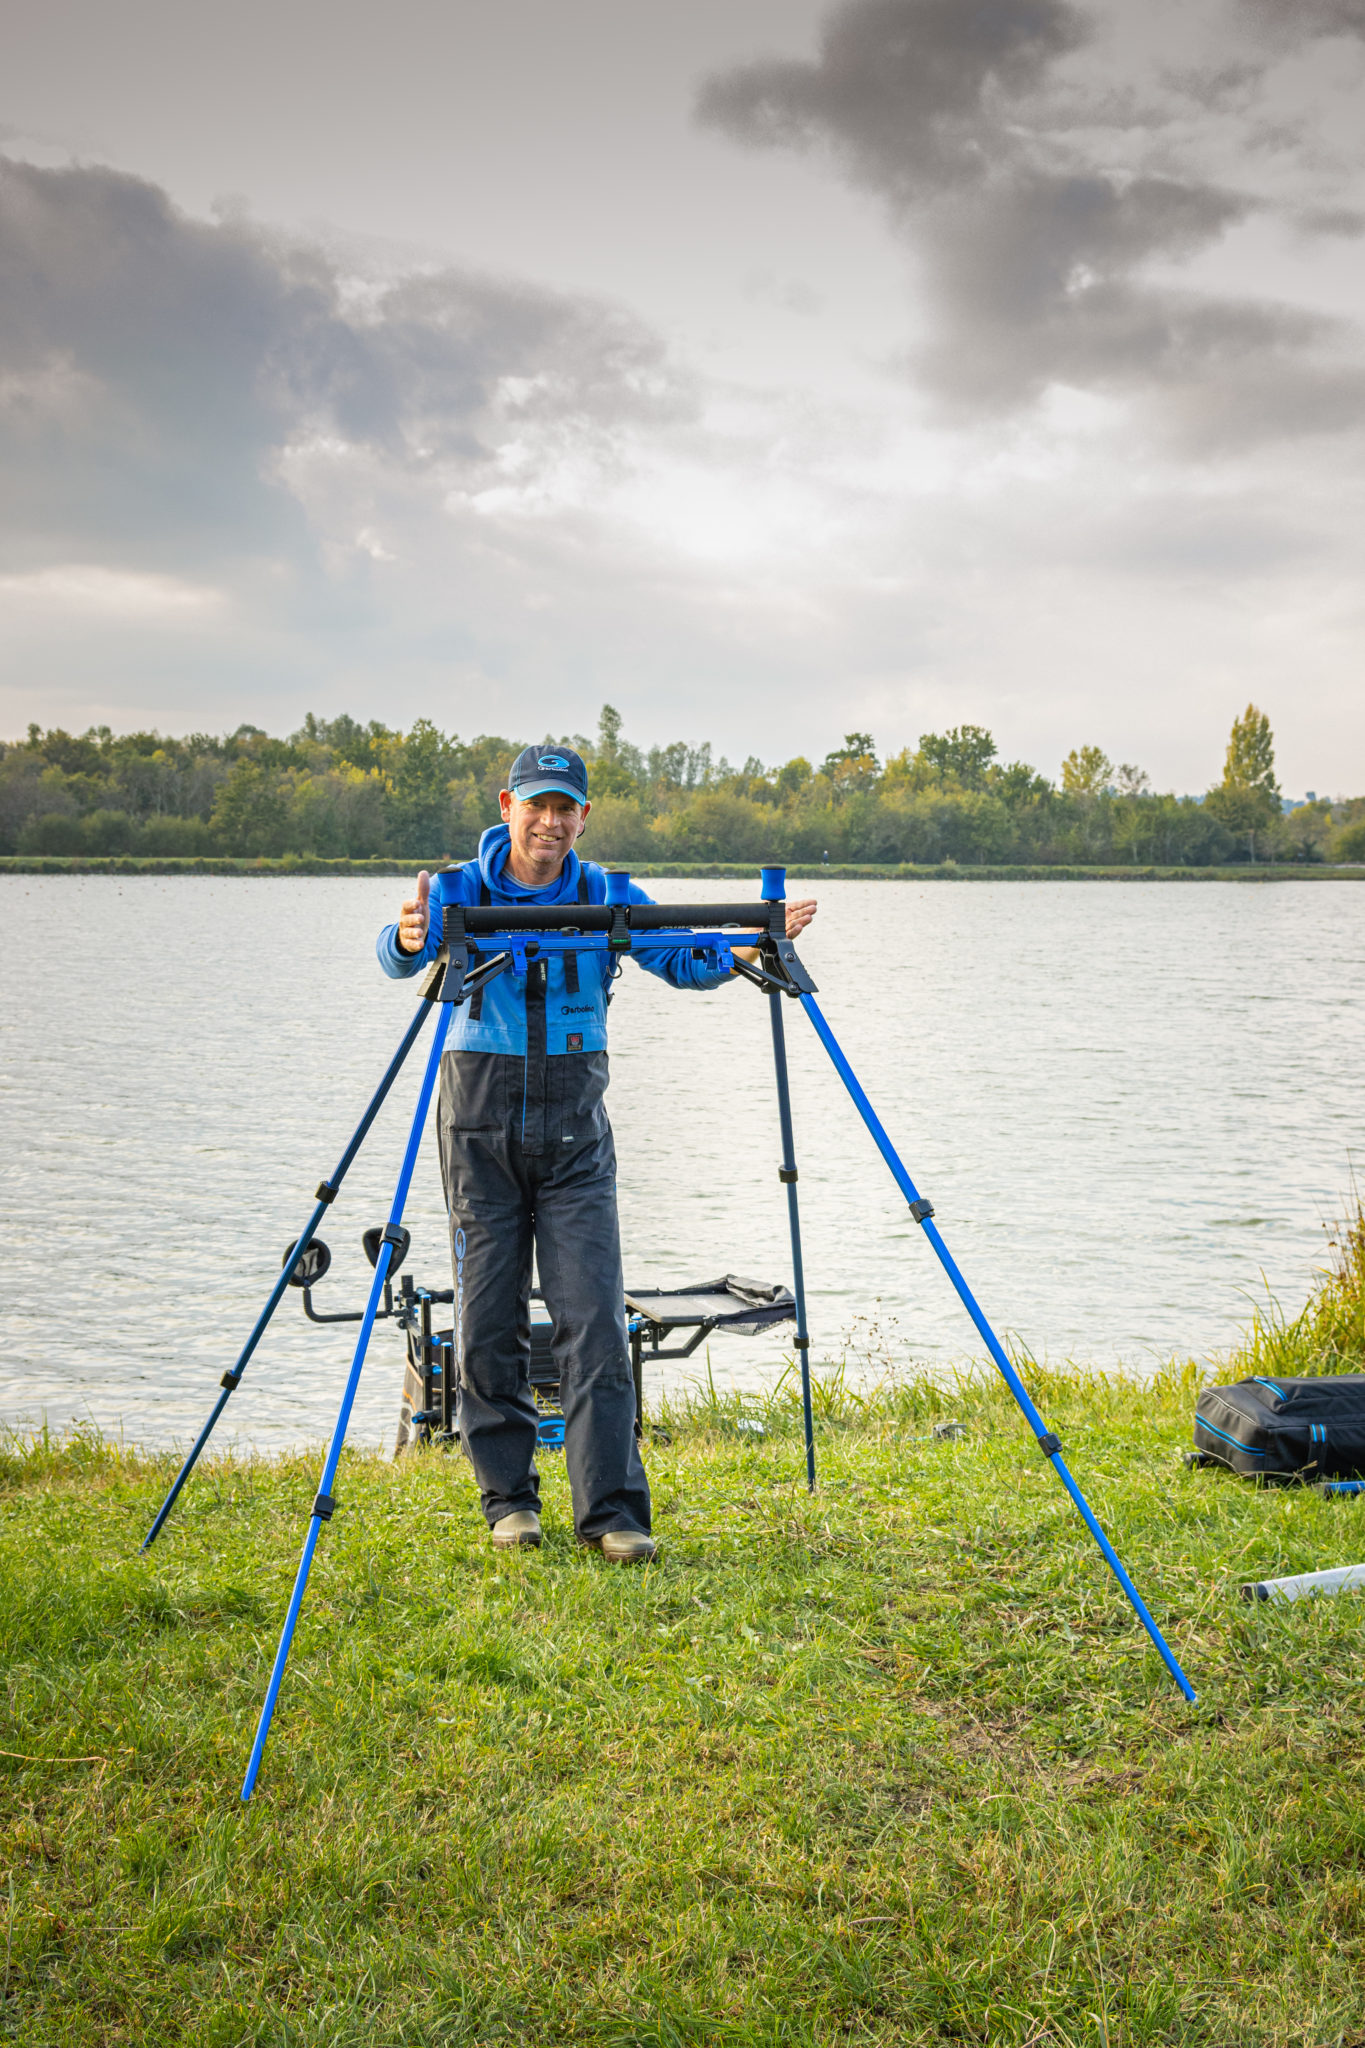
[{"x1": 499, "y1": 789, "x2": 589, "y2": 875}]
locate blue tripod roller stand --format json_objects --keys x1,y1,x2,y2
[{"x1": 235, "y1": 869, "x2": 1191, "y2": 1800}]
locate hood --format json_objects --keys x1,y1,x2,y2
[{"x1": 476, "y1": 823, "x2": 583, "y2": 903}]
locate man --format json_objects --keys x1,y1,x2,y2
[{"x1": 378, "y1": 742, "x2": 816, "y2": 1562}]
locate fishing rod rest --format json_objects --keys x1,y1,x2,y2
[{"x1": 437, "y1": 878, "x2": 816, "y2": 1005}]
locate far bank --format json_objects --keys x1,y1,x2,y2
[{"x1": 3, "y1": 855, "x2": 1364, "y2": 881}]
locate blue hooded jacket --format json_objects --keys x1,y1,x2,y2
[{"x1": 376, "y1": 824, "x2": 731, "y2": 1056}]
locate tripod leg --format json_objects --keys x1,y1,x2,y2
[
  {"x1": 768, "y1": 990, "x2": 816, "y2": 1491},
  {"x1": 241, "y1": 997, "x2": 455, "y2": 1802},
  {"x1": 141, "y1": 993, "x2": 438, "y2": 1551},
  {"x1": 799, "y1": 992, "x2": 1196, "y2": 1703}
]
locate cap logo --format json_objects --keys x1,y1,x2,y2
[{"x1": 538, "y1": 753, "x2": 569, "y2": 769}]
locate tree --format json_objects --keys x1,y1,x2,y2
[
  {"x1": 210, "y1": 759, "x2": 292, "y2": 855},
  {"x1": 818, "y1": 733, "x2": 879, "y2": 802},
  {"x1": 1061, "y1": 745, "x2": 1114, "y2": 799},
  {"x1": 1223, "y1": 704, "x2": 1279, "y2": 800},
  {"x1": 387, "y1": 717, "x2": 455, "y2": 853},
  {"x1": 775, "y1": 756, "x2": 813, "y2": 802},
  {"x1": 592, "y1": 703, "x2": 643, "y2": 796},
  {"x1": 1206, "y1": 704, "x2": 1281, "y2": 859},
  {"x1": 822, "y1": 732, "x2": 877, "y2": 772},
  {"x1": 917, "y1": 725, "x2": 996, "y2": 788},
  {"x1": 1278, "y1": 801, "x2": 1331, "y2": 864}
]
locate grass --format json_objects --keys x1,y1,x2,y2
[
  {"x1": 1214, "y1": 1189, "x2": 1365, "y2": 1386},
  {"x1": 3, "y1": 1211, "x2": 1365, "y2": 2045}
]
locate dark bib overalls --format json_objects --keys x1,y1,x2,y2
[{"x1": 437, "y1": 874, "x2": 651, "y2": 1540}]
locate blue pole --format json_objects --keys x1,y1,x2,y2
[
  {"x1": 142, "y1": 995, "x2": 437, "y2": 1551},
  {"x1": 241, "y1": 996, "x2": 454, "y2": 1801},
  {"x1": 799, "y1": 992, "x2": 1196, "y2": 1703}
]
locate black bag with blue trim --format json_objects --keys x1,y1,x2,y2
[{"x1": 1192, "y1": 1374, "x2": 1365, "y2": 1480}]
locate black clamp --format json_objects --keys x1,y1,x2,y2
[
  {"x1": 765, "y1": 938, "x2": 817, "y2": 996},
  {"x1": 315, "y1": 1179, "x2": 339, "y2": 1205},
  {"x1": 220, "y1": 1368, "x2": 243, "y2": 1392},
  {"x1": 1036, "y1": 1432, "x2": 1062, "y2": 1458},
  {"x1": 607, "y1": 904, "x2": 631, "y2": 952},
  {"x1": 778, "y1": 1167, "x2": 798, "y2": 1183},
  {"x1": 312, "y1": 1492, "x2": 338, "y2": 1521},
  {"x1": 793, "y1": 1335, "x2": 810, "y2": 1350},
  {"x1": 909, "y1": 1198, "x2": 935, "y2": 1224},
  {"x1": 437, "y1": 906, "x2": 473, "y2": 1005},
  {"x1": 380, "y1": 1223, "x2": 407, "y2": 1254}
]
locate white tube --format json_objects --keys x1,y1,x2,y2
[{"x1": 1241, "y1": 1563, "x2": 1365, "y2": 1605}]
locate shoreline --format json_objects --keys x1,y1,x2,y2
[{"x1": 3, "y1": 853, "x2": 1363, "y2": 880}]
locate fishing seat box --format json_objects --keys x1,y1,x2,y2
[{"x1": 1193, "y1": 1375, "x2": 1365, "y2": 1480}]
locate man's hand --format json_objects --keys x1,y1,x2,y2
[
  {"x1": 396, "y1": 871, "x2": 431, "y2": 956},
  {"x1": 732, "y1": 896, "x2": 817, "y2": 969}
]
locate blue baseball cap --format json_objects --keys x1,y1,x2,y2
[{"x1": 506, "y1": 743, "x2": 589, "y2": 805}]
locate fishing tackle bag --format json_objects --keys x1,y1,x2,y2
[{"x1": 1193, "y1": 1375, "x2": 1365, "y2": 1480}]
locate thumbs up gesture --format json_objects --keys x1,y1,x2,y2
[{"x1": 398, "y1": 870, "x2": 431, "y2": 956}]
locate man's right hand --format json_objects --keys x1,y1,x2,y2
[{"x1": 397, "y1": 871, "x2": 431, "y2": 956}]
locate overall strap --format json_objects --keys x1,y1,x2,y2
[
  {"x1": 468, "y1": 867, "x2": 589, "y2": 1017},
  {"x1": 563, "y1": 869, "x2": 589, "y2": 996},
  {"x1": 468, "y1": 876, "x2": 492, "y2": 1022}
]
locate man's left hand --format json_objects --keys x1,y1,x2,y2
[{"x1": 731, "y1": 896, "x2": 817, "y2": 970}]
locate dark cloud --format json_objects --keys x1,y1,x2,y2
[
  {"x1": 1240, "y1": 0, "x2": 1365, "y2": 38},
  {"x1": 698, "y1": 0, "x2": 1365, "y2": 442},
  {"x1": 0, "y1": 156, "x2": 685, "y2": 576},
  {"x1": 697, "y1": 0, "x2": 1086, "y2": 201},
  {"x1": 1296, "y1": 204, "x2": 1365, "y2": 234}
]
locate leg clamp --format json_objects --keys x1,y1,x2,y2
[
  {"x1": 778, "y1": 1167, "x2": 798, "y2": 1183},
  {"x1": 316, "y1": 1180, "x2": 339, "y2": 1204},
  {"x1": 220, "y1": 1368, "x2": 243, "y2": 1392},
  {"x1": 909, "y1": 1198, "x2": 934, "y2": 1224},
  {"x1": 793, "y1": 1335, "x2": 810, "y2": 1350},
  {"x1": 1036, "y1": 1433, "x2": 1061, "y2": 1458},
  {"x1": 380, "y1": 1223, "x2": 406, "y2": 1252},
  {"x1": 312, "y1": 1492, "x2": 338, "y2": 1521}
]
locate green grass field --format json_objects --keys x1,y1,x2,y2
[{"x1": 3, "y1": 1214, "x2": 1363, "y2": 2046}]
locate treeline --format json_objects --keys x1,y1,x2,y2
[{"x1": 2, "y1": 704, "x2": 1362, "y2": 866}]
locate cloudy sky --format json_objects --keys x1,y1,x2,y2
[{"x1": 3, "y1": 0, "x2": 1364, "y2": 790}]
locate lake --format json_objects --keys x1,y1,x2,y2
[{"x1": 1, "y1": 874, "x2": 1360, "y2": 1454}]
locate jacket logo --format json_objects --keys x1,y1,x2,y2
[
  {"x1": 560, "y1": 1004, "x2": 593, "y2": 1015},
  {"x1": 566, "y1": 1032, "x2": 583, "y2": 1051}
]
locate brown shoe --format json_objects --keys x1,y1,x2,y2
[
  {"x1": 597, "y1": 1529, "x2": 657, "y2": 1565},
  {"x1": 491, "y1": 1510, "x2": 542, "y2": 1549}
]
